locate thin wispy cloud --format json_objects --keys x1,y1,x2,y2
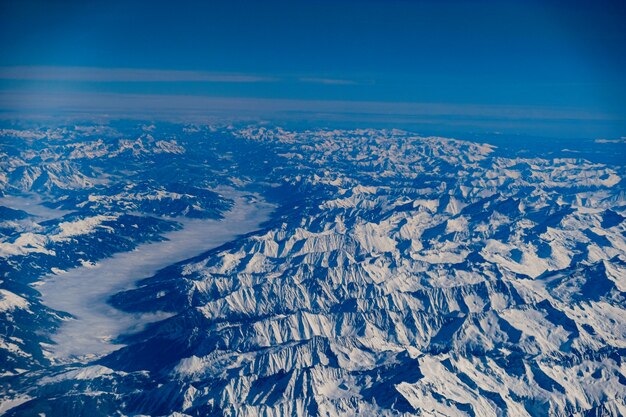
[
  {"x1": 0, "y1": 89, "x2": 622, "y2": 137},
  {"x1": 2, "y1": 89, "x2": 611, "y2": 120},
  {"x1": 0, "y1": 66, "x2": 276, "y2": 83},
  {"x1": 0, "y1": 65, "x2": 621, "y2": 137},
  {"x1": 298, "y1": 77, "x2": 358, "y2": 85},
  {"x1": 0, "y1": 66, "x2": 362, "y2": 86}
]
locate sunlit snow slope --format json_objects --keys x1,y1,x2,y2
[{"x1": 1, "y1": 124, "x2": 625, "y2": 417}]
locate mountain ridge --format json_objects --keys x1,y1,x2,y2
[{"x1": 1, "y1": 124, "x2": 625, "y2": 416}]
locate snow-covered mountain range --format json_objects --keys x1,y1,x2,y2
[{"x1": 1, "y1": 123, "x2": 625, "y2": 416}]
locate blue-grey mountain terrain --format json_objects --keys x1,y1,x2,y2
[{"x1": 0, "y1": 123, "x2": 625, "y2": 416}]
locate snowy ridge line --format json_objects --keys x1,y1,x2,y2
[{"x1": 1, "y1": 125, "x2": 625, "y2": 417}]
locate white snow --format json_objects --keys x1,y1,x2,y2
[
  {"x1": 50, "y1": 215, "x2": 117, "y2": 242},
  {"x1": 37, "y1": 192, "x2": 274, "y2": 363},
  {"x1": 0, "y1": 232, "x2": 53, "y2": 257},
  {"x1": 0, "y1": 395, "x2": 33, "y2": 415},
  {"x1": 38, "y1": 365, "x2": 120, "y2": 385},
  {"x1": 0, "y1": 289, "x2": 30, "y2": 312}
]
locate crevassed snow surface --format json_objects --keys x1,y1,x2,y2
[{"x1": 37, "y1": 193, "x2": 274, "y2": 362}]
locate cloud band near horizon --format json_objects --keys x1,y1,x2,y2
[
  {"x1": 0, "y1": 88, "x2": 623, "y2": 139},
  {"x1": 0, "y1": 66, "x2": 358, "y2": 85}
]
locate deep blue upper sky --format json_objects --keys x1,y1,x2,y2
[{"x1": 0, "y1": 0, "x2": 625, "y2": 137}]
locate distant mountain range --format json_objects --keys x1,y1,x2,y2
[{"x1": 1, "y1": 123, "x2": 625, "y2": 416}]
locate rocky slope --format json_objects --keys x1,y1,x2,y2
[{"x1": 1, "y1": 125, "x2": 625, "y2": 416}]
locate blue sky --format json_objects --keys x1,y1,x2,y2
[{"x1": 0, "y1": 0, "x2": 625, "y2": 137}]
